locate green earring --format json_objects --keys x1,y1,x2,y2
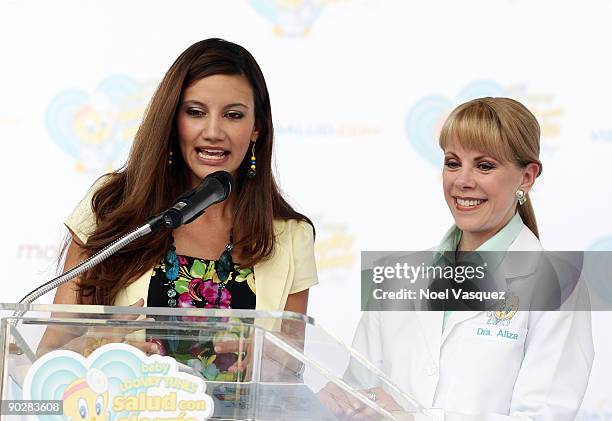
[{"x1": 217, "y1": 240, "x2": 234, "y2": 282}]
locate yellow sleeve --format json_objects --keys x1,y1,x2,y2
[
  {"x1": 289, "y1": 220, "x2": 319, "y2": 294},
  {"x1": 64, "y1": 177, "x2": 108, "y2": 243}
]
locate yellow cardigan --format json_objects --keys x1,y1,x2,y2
[{"x1": 64, "y1": 185, "x2": 318, "y2": 312}]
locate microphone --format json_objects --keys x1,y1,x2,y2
[
  {"x1": 18, "y1": 171, "x2": 233, "y2": 306},
  {"x1": 159, "y1": 171, "x2": 233, "y2": 230}
]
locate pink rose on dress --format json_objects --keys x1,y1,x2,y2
[
  {"x1": 179, "y1": 278, "x2": 232, "y2": 309},
  {"x1": 202, "y1": 281, "x2": 231, "y2": 308},
  {"x1": 178, "y1": 292, "x2": 196, "y2": 308},
  {"x1": 188, "y1": 278, "x2": 204, "y2": 301}
]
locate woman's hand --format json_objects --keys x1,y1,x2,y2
[
  {"x1": 317, "y1": 383, "x2": 411, "y2": 420},
  {"x1": 212, "y1": 334, "x2": 306, "y2": 382},
  {"x1": 317, "y1": 382, "x2": 363, "y2": 419},
  {"x1": 211, "y1": 336, "x2": 253, "y2": 381},
  {"x1": 39, "y1": 298, "x2": 159, "y2": 357},
  {"x1": 38, "y1": 239, "x2": 158, "y2": 358},
  {"x1": 84, "y1": 298, "x2": 159, "y2": 356}
]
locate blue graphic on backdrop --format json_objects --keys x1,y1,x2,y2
[
  {"x1": 591, "y1": 129, "x2": 612, "y2": 142},
  {"x1": 46, "y1": 75, "x2": 152, "y2": 173},
  {"x1": 249, "y1": 0, "x2": 327, "y2": 36},
  {"x1": 405, "y1": 80, "x2": 505, "y2": 166},
  {"x1": 585, "y1": 236, "x2": 612, "y2": 305},
  {"x1": 589, "y1": 237, "x2": 612, "y2": 251}
]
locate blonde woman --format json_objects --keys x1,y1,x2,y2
[{"x1": 339, "y1": 98, "x2": 594, "y2": 420}]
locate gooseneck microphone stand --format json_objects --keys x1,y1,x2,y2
[
  {"x1": 18, "y1": 214, "x2": 167, "y2": 305},
  {"x1": 17, "y1": 170, "x2": 233, "y2": 308}
]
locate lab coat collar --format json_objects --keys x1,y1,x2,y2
[
  {"x1": 503, "y1": 224, "x2": 544, "y2": 277},
  {"x1": 439, "y1": 225, "x2": 543, "y2": 345}
]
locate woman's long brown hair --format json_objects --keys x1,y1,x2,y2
[{"x1": 76, "y1": 38, "x2": 312, "y2": 305}]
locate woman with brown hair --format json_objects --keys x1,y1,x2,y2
[{"x1": 42, "y1": 38, "x2": 317, "y2": 379}]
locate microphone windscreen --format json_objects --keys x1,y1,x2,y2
[{"x1": 208, "y1": 170, "x2": 233, "y2": 199}]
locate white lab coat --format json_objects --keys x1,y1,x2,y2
[{"x1": 349, "y1": 226, "x2": 594, "y2": 420}]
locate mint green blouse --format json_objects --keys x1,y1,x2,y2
[{"x1": 439, "y1": 212, "x2": 525, "y2": 332}]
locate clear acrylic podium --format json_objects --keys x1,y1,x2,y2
[{"x1": 0, "y1": 303, "x2": 440, "y2": 420}]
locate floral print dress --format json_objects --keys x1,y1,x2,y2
[{"x1": 147, "y1": 248, "x2": 256, "y2": 382}]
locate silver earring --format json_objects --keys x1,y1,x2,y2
[{"x1": 516, "y1": 189, "x2": 527, "y2": 206}]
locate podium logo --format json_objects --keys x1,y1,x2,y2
[
  {"x1": 249, "y1": 0, "x2": 340, "y2": 37},
  {"x1": 45, "y1": 75, "x2": 154, "y2": 173},
  {"x1": 23, "y1": 343, "x2": 213, "y2": 421},
  {"x1": 405, "y1": 80, "x2": 564, "y2": 167}
]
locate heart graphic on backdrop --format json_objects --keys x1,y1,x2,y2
[
  {"x1": 249, "y1": 0, "x2": 325, "y2": 36},
  {"x1": 405, "y1": 80, "x2": 505, "y2": 166},
  {"x1": 23, "y1": 343, "x2": 212, "y2": 421},
  {"x1": 45, "y1": 75, "x2": 152, "y2": 173},
  {"x1": 585, "y1": 236, "x2": 612, "y2": 306}
]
